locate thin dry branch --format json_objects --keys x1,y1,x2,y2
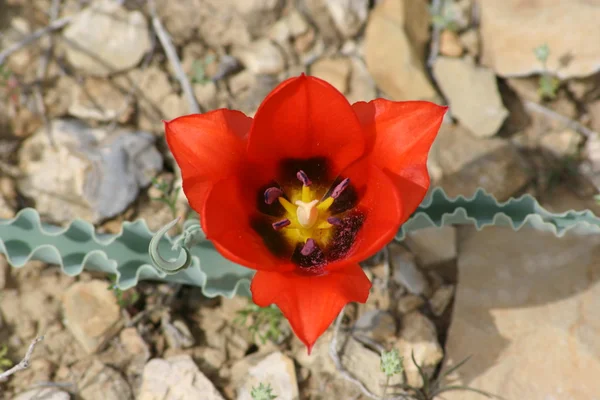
[
  {"x1": 0, "y1": 16, "x2": 71, "y2": 65},
  {"x1": 34, "y1": 0, "x2": 62, "y2": 148},
  {"x1": 147, "y1": 0, "x2": 199, "y2": 115},
  {"x1": 524, "y1": 100, "x2": 598, "y2": 139},
  {"x1": 427, "y1": 0, "x2": 443, "y2": 68},
  {"x1": 0, "y1": 336, "x2": 44, "y2": 382}
]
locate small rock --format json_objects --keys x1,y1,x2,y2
[
  {"x1": 62, "y1": 280, "x2": 121, "y2": 354},
  {"x1": 459, "y1": 29, "x2": 479, "y2": 57},
  {"x1": 324, "y1": 0, "x2": 369, "y2": 38},
  {"x1": 79, "y1": 360, "x2": 133, "y2": 400},
  {"x1": 139, "y1": 355, "x2": 225, "y2": 400},
  {"x1": 236, "y1": 352, "x2": 299, "y2": 400},
  {"x1": 433, "y1": 123, "x2": 532, "y2": 201},
  {"x1": 62, "y1": 0, "x2": 151, "y2": 76},
  {"x1": 310, "y1": 57, "x2": 352, "y2": 94},
  {"x1": 120, "y1": 328, "x2": 150, "y2": 359},
  {"x1": 353, "y1": 310, "x2": 396, "y2": 343},
  {"x1": 429, "y1": 284, "x2": 455, "y2": 317},
  {"x1": 68, "y1": 78, "x2": 131, "y2": 122},
  {"x1": 396, "y1": 294, "x2": 425, "y2": 315},
  {"x1": 287, "y1": 10, "x2": 310, "y2": 37},
  {"x1": 194, "y1": 82, "x2": 219, "y2": 111},
  {"x1": 338, "y1": 336, "x2": 400, "y2": 396},
  {"x1": 365, "y1": 0, "x2": 437, "y2": 101},
  {"x1": 439, "y1": 30, "x2": 463, "y2": 57},
  {"x1": 233, "y1": 39, "x2": 285, "y2": 75},
  {"x1": 540, "y1": 129, "x2": 582, "y2": 158},
  {"x1": 433, "y1": 56, "x2": 508, "y2": 137},
  {"x1": 405, "y1": 226, "x2": 457, "y2": 268},
  {"x1": 162, "y1": 317, "x2": 195, "y2": 349},
  {"x1": 395, "y1": 311, "x2": 443, "y2": 388},
  {"x1": 14, "y1": 388, "x2": 70, "y2": 400},
  {"x1": 18, "y1": 119, "x2": 162, "y2": 223},
  {"x1": 154, "y1": 0, "x2": 204, "y2": 45},
  {"x1": 127, "y1": 66, "x2": 177, "y2": 133},
  {"x1": 389, "y1": 243, "x2": 430, "y2": 296},
  {"x1": 479, "y1": 0, "x2": 600, "y2": 79}
]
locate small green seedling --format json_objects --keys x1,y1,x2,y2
[
  {"x1": 190, "y1": 55, "x2": 216, "y2": 85},
  {"x1": 534, "y1": 44, "x2": 560, "y2": 100},
  {"x1": 107, "y1": 275, "x2": 140, "y2": 309},
  {"x1": 0, "y1": 345, "x2": 13, "y2": 372},
  {"x1": 235, "y1": 304, "x2": 284, "y2": 345},
  {"x1": 251, "y1": 382, "x2": 277, "y2": 400},
  {"x1": 150, "y1": 177, "x2": 180, "y2": 219}
]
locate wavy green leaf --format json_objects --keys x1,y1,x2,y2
[{"x1": 1, "y1": 188, "x2": 599, "y2": 298}]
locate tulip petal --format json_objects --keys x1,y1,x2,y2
[
  {"x1": 352, "y1": 99, "x2": 446, "y2": 222},
  {"x1": 248, "y1": 75, "x2": 365, "y2": 179},
  {"x1": 326, "y1": 162, "x2": 404, "y2": 268},
  {"x1": 251, "y1": 263, "x2": 372, "y2": 352},
  {"x1": 165, "y1": 110, "x2": 252, "y2": 212},
  {"x1": 202, "y1": 176, "x2": 296, "y2": 272}
]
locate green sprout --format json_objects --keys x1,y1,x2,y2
[
  {"x1": 150, "y1": 177, "x2": 180, "y2": 219},
  {"x1": 534, "y1": 44, "x2": 560, "y2": 100},
  {"x1": 0, "y1": 345, "x2": 13, "y2": 372},
  {"x1": 190, "y1": 54, "x2": 216, "y2": 85},
  {"x1": 107, "y1": 275, "x2": 140, "y2": 309},
  {"x1": 251, "y1": 382, "x2": 277, "y2": 400},
  {"x1": 234, "y1": 304, "x2": 284, "y2": 345},
  {"x1": 430, "y1": 1, "x2": 460, "y2": 31},
  {"x1": 381, "y1": 348, "x2": 404, "y2": 398}
]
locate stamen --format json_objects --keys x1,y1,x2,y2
[
  {"x1": 278, "y1": 197, "x2": 297, "y2": 215},
  {"x1": 296, "y1": 170, "x2": 312, "y2": 186},
  {"x1": 301, "y1": 238, "x2": 316, "y2": 256},
  {"x1": 272, "y1": 219, "x2": 291, "y2": 231},
  {"x1": 331, "y1": 178, "x2": 350, "y2": 199},
  {"x1": 327, "y1": 217, "x2": 342, "y2": 226},
  {"x1": 264, "y1": 187, "x2": 283, "y2": 204}
]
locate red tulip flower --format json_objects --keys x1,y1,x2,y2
[{"x1": 165, "y1": 75, "x2": 446, "y2": 352}]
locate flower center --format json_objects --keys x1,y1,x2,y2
[{"x1": 263, "y1": 170, "x2": 351, "y2": 261}]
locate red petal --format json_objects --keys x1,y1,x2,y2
[
  {"x1": 352, "y1": 99, "x2": 446, "y2": 174},
  {"x1": 328, "y1": 162, "x2": 404, "y2": 268},
  {"x1": 247, "y1": 75, "x2": 365, "y2": 178},
  {"x1": 164, "y1": 110, "x2": 252, "y2": 212},
  {"x1": 352, "y1": 99, "x2": 446, "y2": 227},
  {"x1": 251, "y1": 263, "x2": 372, "y2": 352},
  {"x1": 202, "y1": 176, "x2": 295, "y2": 272}
]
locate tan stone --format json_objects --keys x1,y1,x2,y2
[
  {"x1": 310, "y1": 57, "x2": 352, "y2": 94},
  {"x1": 236, "y1": 352, "x2": 299, "y2": 400},
  {"x1": 364, "y1": 0, "x2": 438, "y2": 101},
  {"x1": 442, "y1": 226, "x2": 600, "y2": 399},
  {"x1": 433, "y1": 56, "x2": 508, "y2": 137},
  {"x1": 62, "y1": 280, "x2": 121, "y2": 353},
  {"x1": 439, "y1": 30, "x2": 463, "y2": 57},
  {"x1": 62, "y1": 0, "x2": 151, "y2": 76},
  {"x1": 233, "y1": 39, "x2": 285, "y2": 75},
  {"x1": 479, "y1": 0, "x2": 600, "y2": 79}
]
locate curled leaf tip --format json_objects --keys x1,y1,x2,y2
[{"x1": 149, "y1": 217, "x2": 192, "y2": 274}]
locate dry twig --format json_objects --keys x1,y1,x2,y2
[
  {"x1": 0, "y1": 337, "x2": 45, "y2": 382},
  {"x1": 524, "y1": 100, "x2": 598, "y2": 139},
  {"x1": 427, "y1": 0, "x2": 443, "y2": 68},
  {"x1": 0, "y1": 17, "x2": 71, "y2": 66},
  {"x1": 34, "y1": 0, "x2": 62, "y2": 148}
]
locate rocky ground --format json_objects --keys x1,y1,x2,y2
[{"x1": 1, "y1": 0, "x2": 600, "y2": 399}]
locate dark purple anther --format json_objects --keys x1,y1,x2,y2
[
  {"x1": 296, "y1": 170, "x2": 312, "y2": 186},
  {"x1": 272, "y1": 219, "x2": 291, "y2": 231},
  {"x1": 327, "y1": 217, "x2": 342, "y2": 226},
  {"x1": 331, "y1": 178, "x2": 350, "y2": 198},
  {"x1": 264, "y1": 187, "x2": 284, "y2": 204},
  {"x1": 301, "y1": 238, "x2": 316, "y2": 256}
]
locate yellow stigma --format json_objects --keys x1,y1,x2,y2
[{"x1": 295, "y1": 199, "x2": 319, "y2": 228}]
